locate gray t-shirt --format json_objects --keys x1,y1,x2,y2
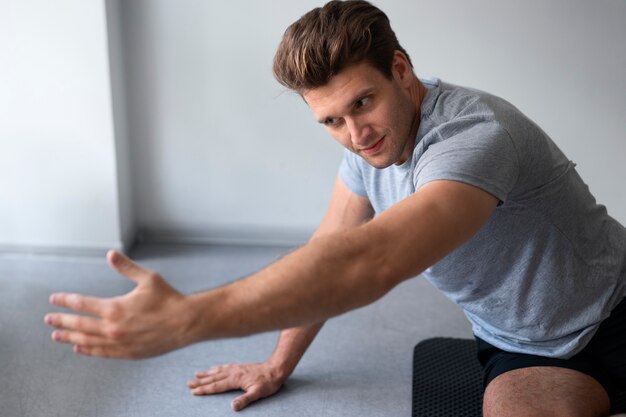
[{"x1": 339, "y1": 79, "x2": 626, "y2": 358}]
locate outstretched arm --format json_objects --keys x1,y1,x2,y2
[{"x1": 46, "y1": 179, "x2": 497, "y2": 358}]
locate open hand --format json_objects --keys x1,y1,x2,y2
[
  {"x1": 188, "y1": 362, "x2": 286, "y2": 411},
  {"x1": 45, "y1": 250, "x2": 194, "y2": 359}
]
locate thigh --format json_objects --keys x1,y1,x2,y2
[{"x1": 483, "y1": 366, "x2": 610, "y2": 417}]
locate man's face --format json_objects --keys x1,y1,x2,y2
[{"x1": 303, "y1": 60, "x2": 418, "y2": 169}]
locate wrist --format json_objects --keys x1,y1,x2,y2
[
  {"x1": 180, "y1": 292, "x2": 214, "y2": 346},
  {"x1": 266, "y1": 355, "x2": 295, "y2": 381}
]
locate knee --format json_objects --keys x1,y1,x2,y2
[{"x1": 482, "y1": 368, "x2": 610, "y2": 417}]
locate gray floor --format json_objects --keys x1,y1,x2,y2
[{"x1": 0, "y1": 243, "x2": 472, "y2": 417}]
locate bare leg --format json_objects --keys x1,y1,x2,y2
[{"x1": 483, "y1": 366, "x2": 610, "y2": 417}]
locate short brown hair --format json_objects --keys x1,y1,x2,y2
[{"x1": 273, "y1": 0, "x2": 412, "y2": 92}]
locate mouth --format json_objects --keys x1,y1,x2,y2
[{"x1": 360, "y1": 137, "x2": 385, "y2": 155}]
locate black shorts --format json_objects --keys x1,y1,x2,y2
[{"x1": 476, "y1": 297, "x2": 626, "y2": 403}]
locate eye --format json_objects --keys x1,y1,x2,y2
[
  {"x1": 355, "y1": 96, "x2": 370, "y2": 109},
  {"x1": 324, "y1": 117, "x2": 342, "y2": 127}
]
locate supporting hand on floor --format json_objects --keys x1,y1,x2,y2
[
  {"x1": 188, "y1": 362, "x2": 287, "y2": 411},
  {"x1": 45, "y1": 250, "x2": 195, "y2": 359}
]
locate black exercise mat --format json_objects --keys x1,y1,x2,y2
[
  {"x1": 413, "y1": 338, "x2": 483, "y2": 417},
  {"x1": 413, "y1": 337, "x2": 626, "y2": 416},
  {"x1": 614, "y1": 386, "x2": 626, "y2": 413}
]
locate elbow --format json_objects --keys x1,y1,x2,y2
[
  {"x1": 355, "y1": 223, "x2": 424, "y2": 303},
  {"x1": 372, "y1": 249, "x2": 406, "y2": 297},
  {"x1": 354, "y1": 237, "x2": 405, "y2": 305},
  {"x1": 317, "y1": 225, "x2": 413, "y2": 313}
]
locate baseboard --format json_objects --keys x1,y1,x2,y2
[
  {"x1": 0, "y1": 243, "x2": 118, "y2": 259},
  {"x1": 0, "y1": 225, "x2": 311, "y2": 259},
  {"x1": 136, "y1": 224, "x2": 312, "y2": 247}
]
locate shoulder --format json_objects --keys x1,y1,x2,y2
[{"x1": 424, "y1": 82, "x2": 521, "y2": 124}]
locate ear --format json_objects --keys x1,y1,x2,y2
[{"x1": 391, "y1": 51, "x2": 413, "y2": 88}]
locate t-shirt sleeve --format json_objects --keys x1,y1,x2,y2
[
  {"x1": 338, "y1": 149, "x2": 368, "y2": 197},
  {"x1": 413, "y1": 120, "x2": 519, "y2": 202}
]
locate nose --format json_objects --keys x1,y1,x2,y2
[{"x1": 345, "y1": 116, "x2": 372, "y2": 148}]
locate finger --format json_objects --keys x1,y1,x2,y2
[
  {"x1": 51, "y1": 329, "x2": 112, "y2": 347},
  {"x1": 107, "y1": 250, "x2": 150, "y2": 284},
  {"x1": 187, "y1": 373, "x2": 229, "y2": 389},
  {"x1": 232, "y1": 388, "x2": 263, "y2": 411},
  {"x1": 189, "y1": 369, "x2": 217, "y2": 386},
  {"x1": 190, "y1": 375, "x2": 231, "y2": 394},
  {"x1": 44, "y1": 313, "x2": 105, "y2": 335},
  {"x1": 191, "y1": 378, "x2": 238, "y2": 396},
  {"x1": 73, "y1": 345, "x2": 125, "y2": 359},
  {"x1": 195, "y1": 365, "x2": 226, "y2": 378},
  {"x1": 49, "y1": 293, "x2": 107, "y2": 316},
  {"x1": 188, "y1": 372, "x2": 226, "y2": 388}
]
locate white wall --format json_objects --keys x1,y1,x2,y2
[
  {"x1": 0, "y1": 0, "x2": 133, "y2": 255},
  {"x1": 122, "y1": 0, "x2": 335, "y2": 245},
  {"x1": 1, "y1": 1, "x2": 624, "y2": 253},
  {"x1": 122, "y1": 0, "x2": 626, "y2": 246}
]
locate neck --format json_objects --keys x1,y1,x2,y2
[
  {"x1": 395, "y1": 77, "x2": 428, "y2": 165},
  {"x1": 408, "y1": 77, "x2": 427, "y2": 139}
]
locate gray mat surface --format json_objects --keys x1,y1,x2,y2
[{"x1": 0, "y1": 243, "x2": 472, "y2": 416}]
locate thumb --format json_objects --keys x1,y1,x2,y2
[
  {"x1": 232, "y1": 389, "x2": 263, "y2": 412},
  {"x1": 107, "y1": 249, "x2": 149, "y2": 284}
]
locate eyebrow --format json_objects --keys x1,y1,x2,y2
[{"x1": 316, "y1": 87, "x2": 376, "y2": 124}]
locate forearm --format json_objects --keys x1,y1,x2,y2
[
  {"x1": 186, "y1": 225, "x2": 391, "y2": 343},
  {"x1": 267, "y1": 322, "x2": 325, "y2": 379}
]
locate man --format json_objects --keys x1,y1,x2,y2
[{"x1": 45, "y1": 1, "x2": 626, "y2": 415}]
